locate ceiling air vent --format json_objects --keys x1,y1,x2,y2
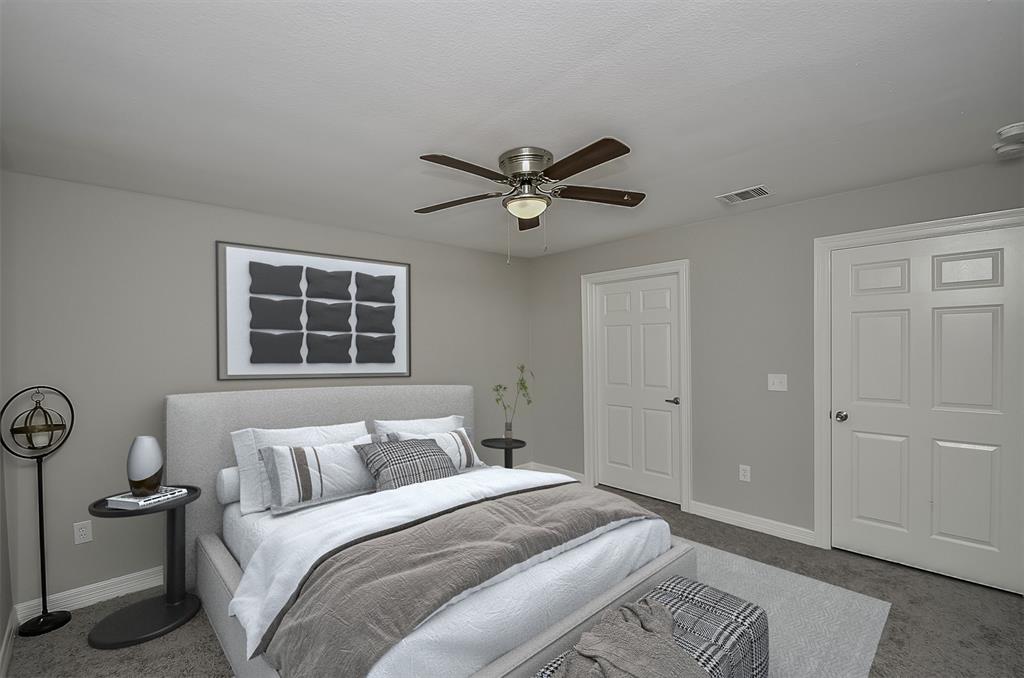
[{"x1": 715, "y1": 184, "x2": 771, "y2": 205}]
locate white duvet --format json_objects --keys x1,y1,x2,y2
[{"x1": 229, "y1": 468, "x2": 671, "y2": 676}]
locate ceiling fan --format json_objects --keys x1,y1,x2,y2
[{"x1": 414, "y1": 138, "x2": 646, "y2": 231}]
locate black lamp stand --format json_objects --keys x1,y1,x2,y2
[{"x1": 18, "y1": 457, "x2": 71, "y2": 636}]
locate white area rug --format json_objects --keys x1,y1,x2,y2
[{"x1": 691, "y1": 544, "x2": 890, "y2": 678}]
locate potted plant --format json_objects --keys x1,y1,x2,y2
[{"x1": 493, "y1": 364, "x2": 533, "y2": 439}]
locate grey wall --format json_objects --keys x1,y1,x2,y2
[
  {"x1": 0, "y1": 9, "x2": 14, "y2": 634},
  {"x1": 525, "y1": 162, "x2": 1024, "y2": 530},
  {"x1": 1, "y1": 171, "x2": 532, "y2": 602},
  {"x1": 2, "y1": 159, "x2": 1021, "y2": 603}
]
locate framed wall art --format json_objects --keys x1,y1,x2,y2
[{"x1": 217, "y1": 242, "x2": 410, "y2": 379}]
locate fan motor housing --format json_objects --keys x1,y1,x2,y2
[{"x1": 498, "y1": 147, "x2": 554, "y2": 178}]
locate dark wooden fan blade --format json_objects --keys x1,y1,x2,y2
[
  {"x1": 556, "y1": 185, "x2": 646, "y2": 207},
  {"x1": 414, "y1": 192, "x2": 504, "y2": 214},
  {"x1": 518, "y1": 217, "x2": 540, "y2": 231},
  {"x1": 420, "y1": 154, "x2": 508, "y2": 182},
  {"x1": 543, "y1": 138, "x2": 630, "y2": 181}
]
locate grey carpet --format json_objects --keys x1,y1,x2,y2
[
  {"x1": 692, "y1": 543, "x2": 888, "y2": 677},
  {"x1": 8, "y1": 590, "x2": 231, "y2": 678},
  {"x1": 607, "y1": 486, "x2": 1024, "y2": 678},
  {"x1": 8, "y1": 488, "x2": 1022, "y2": 677}
]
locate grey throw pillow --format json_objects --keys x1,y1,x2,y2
[
  {"x1": 355, "y1": 272, "x2": 395, "y2": 303},
  {"x1": 306, "y1": 333, "x2": 352, "y2": 363},
  {"x1": 249, "y1": 261, "x2": 302, "y2": 297},
  {"x1": 355, "y1": 304, "x2": 396, "y2": 333},
  {"x1": 250, "y1": 332, "x2": 303, "y2": 363},
  {"x1": 355, "y1": 335, "x2": 395, "y2": 363},
  {"x1": 306, "y1": 268, "x2": 352, "y2": 300},
  {"x1": 355, "y1": 438, "x2": 457, "y2": 491},
  {"x1": 306, "y1": 301, "x2": 352, "y2": 332},
  {"x1": 249, "y1": 297, "x2": 303, "y2": 330}
]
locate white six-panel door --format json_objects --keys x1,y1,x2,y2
[
  {"x1": 831, "y1": 227, "x2": 1022, "y2": 592},
  {"x1": 595, "y1": 273, "x2": 683, "y2": 502}
]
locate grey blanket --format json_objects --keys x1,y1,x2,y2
[
  {"x1": 552, "y1": 600, "x2": 708, "y2": 678},
  {"x1": 264, "y1": 481, "x2": 658, "y2": 677}
]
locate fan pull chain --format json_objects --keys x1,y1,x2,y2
[
  {"x1": 543, "y1": 214, "x2": 549, "y2": 253},
  {"x1": 506, "y1": 213, "x2": 512, "y2": 265}
]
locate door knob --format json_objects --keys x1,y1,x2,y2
[
  {"x1": 834, "y1": 410, "x2": 849, "y2": 422},
  {"x1": 665, "y1": 397, "x2": 680, "y2": 405}
]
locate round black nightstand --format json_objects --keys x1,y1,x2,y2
[
  {"x1": 86, "y1": 485, "x2": 201, "y2": 649},
  {"x1": 480, "y1": 438, "x2": 526, "y2": 469}
]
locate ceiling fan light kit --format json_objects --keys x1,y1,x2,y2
[
  {"x1": 992, "y1": 122, "x2": 1024, "y2": 161},
  {"x1": 415, "y1": 137, "x2": 646, "y2": 236}
]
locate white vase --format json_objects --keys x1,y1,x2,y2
[{"x1": 127, "y1": 435, "x2": 164, "y2": 496}]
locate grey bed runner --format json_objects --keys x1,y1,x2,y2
[{"x1": 262, "y1": 482, "x2": 658, "y2": 678}]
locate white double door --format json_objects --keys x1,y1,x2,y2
[
  {"x1": 831, "y1": 227, "x2": 1022, "y2": 591},
  {"x1": 594, "y1": 271, "x2": 684, "y2": 503}
]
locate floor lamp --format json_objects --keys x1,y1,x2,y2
[{"x1": 0, "y1": 386, "x2": 75, "y2": 636}]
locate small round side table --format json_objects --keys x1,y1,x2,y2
[
  {"x1": 481, "y1": 437, "x2": 526, "y2": 469},
  {"x1": 87, "y1": 485, "x2": 201, "y2": 649}
]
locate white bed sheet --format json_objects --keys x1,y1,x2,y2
[
  {"x1": 226, "y1": 469, "x2": 671, "y2": 676},
  {"x1": 222, "y1": 502, "x2": 275, "y2": 569}
]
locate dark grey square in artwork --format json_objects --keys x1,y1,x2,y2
[
  {"x1": 355, "y1": 272, "x2": 395, "y2": 303},
  {"x1": 250, "y1": 297, "x2": 303, "y2": 330},
  {"x1": 250, "y1": 332, "x2": 303, "y2": 363},
  {"x1": 306, "y1": 301, "x2": 352, "y2": 332},
  {"x1": 355, "y1": 304, "x2": 395, "y2": 333},
  {"x1": 306, "y1": 268, "x2": 352, "y2": 300},
  {"x1": 306, "y1": 333, "x2": 353, "y2": 363},
  {"x1": 249, "y1": 262, "x2": 303, "y2": 297},
  {"x1": 355, "y1": 334, "x2": 396, "y2": 363}
]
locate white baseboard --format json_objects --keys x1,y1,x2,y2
[
  {"x1": 515, "y1": 461, "x2": 585, "y2": 482},
  {"x1": 14, "y1": 565, "x2": 163, "y2": 623},
  {"x1": 516, "y1": 463, "x2": 816, "y2": 547},
  {"x1": 0, "y1": 607, "x2": 16, "y2": 677},
  {"x1": 687, "y1": 500, "x2": 818, "y2": 546}
]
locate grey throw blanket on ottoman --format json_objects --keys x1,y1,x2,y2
[
  {"x1": 537, "y1": 576, "x2": 768, "y2": 678},
  {"x1": 552, "y1": 599, "x2": 708, "y2": 678}
]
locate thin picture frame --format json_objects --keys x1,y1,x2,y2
[{"x1": 216, "y1": 241, "x2": 412, "y2": 380}]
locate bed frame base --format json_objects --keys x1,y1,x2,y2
[{"x1": 196, "y1": 533, "x2": 696, "y2": 678}]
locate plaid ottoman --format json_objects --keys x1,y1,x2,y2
[{"x1": 534, "y1": 576, "x2": 768, "y2": 678}]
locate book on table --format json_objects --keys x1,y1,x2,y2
[{"x1": 106, "y1": 486, "x2": 188, "y2": 510}]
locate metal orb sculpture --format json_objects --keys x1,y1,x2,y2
[{"x1": 0, "y1": 386, "x2": 75, "y2": 636}]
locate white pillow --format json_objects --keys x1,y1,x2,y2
[
  {"x1": 260, "y1": 434, "x2": 377, "y2": 514},
  {"x1": 373, "y1": 415, "x2": 464, "y2": 436},
  {"x1": 230, "y1": 421, "x2": 368, "y2": 515},
  {"x1": 392, "y1": 428, "x2": 483, "y2": 472},
  {"x1": 216, "y1": 466, "x2": 241, "y2": 505}
]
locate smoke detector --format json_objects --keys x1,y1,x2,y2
[
  {"x1": 715, "y1": 184, "x2": 772, "y2": 205},
  {"x1": 993, "y1": 122, "x2": 1024, "y2": 161}
]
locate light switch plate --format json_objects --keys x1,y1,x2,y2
[
  {"x1": 739, "y1": 465, "x2": 751, "y2": 482},
  {"x1": 768, "y1": 374, "x2": 788, "y2": 391}
]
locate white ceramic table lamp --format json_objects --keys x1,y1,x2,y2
[{"x1": 127, "y1": 435, "x2": 164, "y2": 496}]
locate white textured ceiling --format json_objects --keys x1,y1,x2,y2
[{"x1": 2, "y1": 1, "x2": 1022, "y2": 257}]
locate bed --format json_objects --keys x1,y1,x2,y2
[{"x1": 166, "y1": 384, "x2": 696, "y2": 677}]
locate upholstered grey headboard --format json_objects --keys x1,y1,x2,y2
[{"x1": 165, "y1": 384, "x2": 474, "y2": 588}]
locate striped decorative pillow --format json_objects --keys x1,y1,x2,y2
[
  {"x1": 355, "y1": 438, "x2": 458, "y2": 491},
  {"x1": 259, "y1": 434, "x2": 381, "y2": 514},
  {"x1": 391, "y1": 428, "x2": 482, "y2": 472}
]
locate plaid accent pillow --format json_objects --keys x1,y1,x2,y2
[
  {"x1": 355, "y1": 438, "x2": 458, "y2": 491},
  {"x1": 391, "y1": 428, "x2": 482, "y2": 472}
]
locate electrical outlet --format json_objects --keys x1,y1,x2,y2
[
  {"x1": 768, "y1": 374, "x2": 788, "y2": 391},
  {"x1": 739, "y1": 465, "x2": 751, "y2": 483},
  {"x1": 74, "y1": 520, "x2": 93, "y2": 545}
]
